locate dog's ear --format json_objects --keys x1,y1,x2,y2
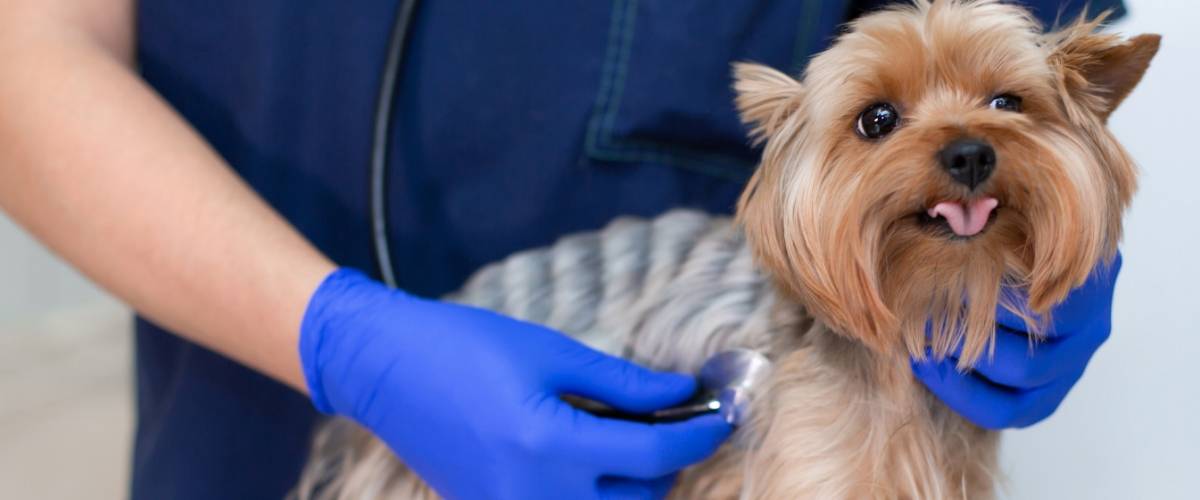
[
  {"x1": 1049, "y1": 17, "x2": 1161, "y2": 122},
  {"x1": 732, "y1": 62, "x2": 805, "y2": 144}
]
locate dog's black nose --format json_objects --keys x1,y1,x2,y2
[{"x1": 939, "y1": 138, "x2": 996, "y2": 190}]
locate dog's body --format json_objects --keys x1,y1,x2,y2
[
  {"x1": 296, "y1": 1, "x2": 1157, "y2": 498},
  {"x1": 297, "y1": 210, "x2": 995, "y2": 499}
]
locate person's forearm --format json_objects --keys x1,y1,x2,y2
[{"x1": 0, "y1": 2, "x2": 334, "y2": 390}]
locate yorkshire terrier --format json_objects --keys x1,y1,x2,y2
[{"x1": 296, "y1": 1, "x2": 1159, "y2": 498}]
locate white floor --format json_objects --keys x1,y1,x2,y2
[{"x1": 0, "y1": 302, "x2": 132, "y2": 500}]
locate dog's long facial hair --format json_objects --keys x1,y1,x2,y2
[
  {"x1": 738, "y1": 0, "x2": 1157, "y2": 375},
  {"x1": 703, "y1": 1, "x2": 1158, "y2": 498}
]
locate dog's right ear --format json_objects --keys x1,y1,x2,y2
[
  {"x1": 732, "y1": 63, "x2": 805, "y2": 145},
  {"x1": 1048, "y1": 14, "x2": 1161, "y2": 123}
]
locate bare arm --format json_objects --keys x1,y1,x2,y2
[{"x1": 0, "y1": 0, "x2": 335, "y2": 390}]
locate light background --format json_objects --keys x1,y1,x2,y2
[
  {"x1": 1000, "y1": 1, "x2": 1199, "y2": 498},
  {"x1": 0, "y1": 1, "x2": 1195, "y2": 498}
]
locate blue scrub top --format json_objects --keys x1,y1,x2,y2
[{"x1": 130, "y1": 1, "x2": 1123, "y2": 498}]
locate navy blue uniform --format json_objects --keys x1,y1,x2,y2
[{"x1": 131, "y1": 1, "x2": 1123, "y2": 497}]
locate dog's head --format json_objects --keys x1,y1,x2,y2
[{"x1": 734, "y1": 0, "x2": 1158, "y2": 364}]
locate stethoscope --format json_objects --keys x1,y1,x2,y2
[
  {"x1": 370, "y1": 0, "x2": 420, "y2": 288},
  {"x1": 367, "y1": 0, "x2": 771, "y2": 426}
]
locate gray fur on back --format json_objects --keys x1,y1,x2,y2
[{"x1": 294, "y1": 210, "x2": 809, "y2": 499}]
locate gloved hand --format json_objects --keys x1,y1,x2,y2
[
  {"x1": 299, "y1": 268, "x2": 731, "y2": 500},
  {"x1": 912, "y1": 253, "x2": 1121, "y2": 429}
]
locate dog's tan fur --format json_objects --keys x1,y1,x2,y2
[
  {"x1": 737, "y1": 0, "x2": 1155, "y2": 368},
  {"x1": 296, "y1": 1, "x2": 1157, "y2": 498}
]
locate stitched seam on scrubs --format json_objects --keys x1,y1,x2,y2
[
  {"x1": 790, "y1": 0, "x2": 824, "y2": 73},
  {"x1": 584, "y1": 0, "x2": 755, "y2": 182},
  {"x1": 604, "y1": 0, "x2": 741, "y2": 167},
  {"x1": 584, "y1": 0, "x2": 631, "y2": 165},
  {"x1": 592, "y1": 0, "x2": 658, "y2": 161}
]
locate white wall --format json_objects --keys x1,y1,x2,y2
[
  {"x1": 0, "y1": 215, "x2": 121, "y2": 337},
  {"x1": 0, "y1": 196, "x2": 129, "y2": 500},
  {"x1": 1001, "y1": 1, "x2": 1199, "y2": 499}
]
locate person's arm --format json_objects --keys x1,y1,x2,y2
[
  {"x1": 0, "y1": 0, "x2": 332, "y2": 389},
  {"x1": 0, "y1": 3, "x2": 729, "y2": 497}
]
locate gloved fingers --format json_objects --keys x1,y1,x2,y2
[
  {"x1": 948, "y1": 324, "x2": 1098, "y2": 390},
  {"x1": 911, "y1": 357, "x2": 1025, "y2": 430},
  {"x1": 995, "y1": 252, "x2": 1120, "y2": 338},
  {"x1": 913, "y1": 355, "x2": 1084, "y2": 429},
  {"x1": 597, "y1": 474, "x2": 676, "y2": 500},
  {"x1": 1007, "y1": 377, "x2": 1078, "y2": 428},
  {"x1": 551, "y1": 347, "x2": 698, "y2": 413},
  {"x1": 557, "y1": 411, "x2": 730, "y2": 479}
]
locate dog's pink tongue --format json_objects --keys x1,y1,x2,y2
[{"x1": 927, "y1": 198, "x2": 999, "y2": 237}]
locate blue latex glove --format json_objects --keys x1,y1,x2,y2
[
  {"x1": 300, "y1": 268, "x2": 731, "y2": 500},
  {"x1": 912, "y1": 253, "x2": 1122, "y2": 429}
]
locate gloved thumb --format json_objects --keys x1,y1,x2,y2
[{"x1": 552, "y1": 347, "x2": 697, "y2": 414}]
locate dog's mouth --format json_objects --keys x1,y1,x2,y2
[{"x1": 916, "y1": 197, "x2": 1000, "y2": 239}]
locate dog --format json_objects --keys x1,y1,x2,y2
[{"x1": 294, "y1": 1, "x2": 1158, "y2": 498}]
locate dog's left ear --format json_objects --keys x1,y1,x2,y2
[
  {"x1": 732, "y1": 62, "x2": 805, "y2": 144},
  {"x1": 1050, "y1": 21, "x2": 1161, "y2": 122}
]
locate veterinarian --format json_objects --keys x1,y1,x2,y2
[{"x1": 0, "y1": 0, "x2": 1126, "y2": 498}]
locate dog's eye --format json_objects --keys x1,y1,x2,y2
[
  {"x1": 857, "y1": 103, "x2": 900, "y2": 139},
  {"x1": 989, "y1": 94, "x2": 1023, "y2": 112}
]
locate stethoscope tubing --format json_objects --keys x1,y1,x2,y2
[{"x1": 370, "y1": 0, "x2": 421, "y2": 288}]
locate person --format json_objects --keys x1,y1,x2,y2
[{"x1": 0, "y1": 0, "x2": 1126, "y2": 498}]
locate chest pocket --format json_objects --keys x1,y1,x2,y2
[{"x1": 585, "y1": 0, "x2": 849, "y2": 181}]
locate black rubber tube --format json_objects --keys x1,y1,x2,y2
[{"x1": 370, "y1": 0, "x2": 420, "y2": 288}]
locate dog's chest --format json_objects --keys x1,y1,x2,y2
[{"x1": 450, "y1": 210, "x2": 799, "y2": 372}]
